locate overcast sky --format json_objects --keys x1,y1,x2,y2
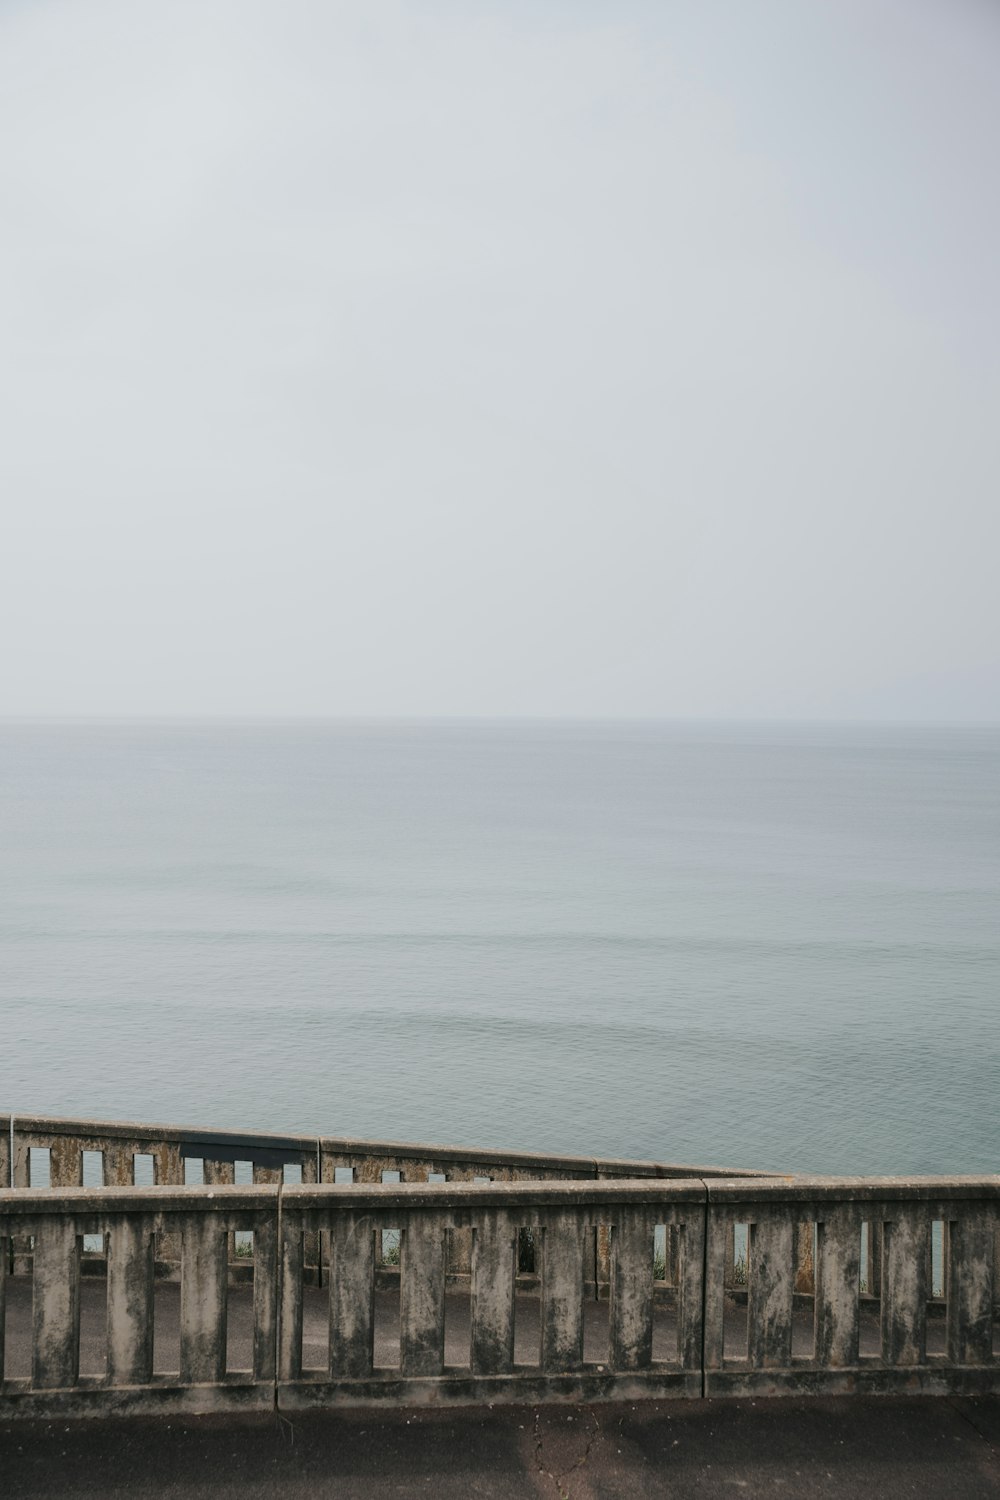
[{"x1": 2, "y1": 0, "x2": 998, "y2": 719}]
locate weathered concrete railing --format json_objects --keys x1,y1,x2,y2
[
  {"x1": 2, "y1": 1113, "x2": 766, "y2": 1289},
  {"x1": 704, "y1": 1177, "x2": 1000, "y2": 1396},
  {"x1": 1, "y1": 1168, "x2": 998, "y2": 1418},
  {"x1": 3, "y1": 1112, "x2": 762, "y2": 1187},
  {"x1": 278, "y1": 1178, "x2": 707, "y2": 1408},
  {"x1": 0, "y1": 1186, "x2": 278, "y2": 1417}
]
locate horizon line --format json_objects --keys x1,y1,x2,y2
[{"x1": 1, "y1": 713, "x2": 998, "y2": 729}]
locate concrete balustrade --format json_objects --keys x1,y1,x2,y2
[
  {"x1": 5, "y1": 1114, "x2": 768, "y2": 1288},
  {"x1": 703, "y1": 1177, "x2": 1000, "y2": 1396},
  {"x1": 3, "y1": 1116, "x2": 997, "y2": 1419},
  {"x1": 0, "y1": 1186, "x2": 278, "y2": 1417},
  {"x1": 275, "y1": 1179, "x2": 707, "y2": 1408},
  {"x1": 6, "y1": 1115, "x2": 320, "y2": 1286}
]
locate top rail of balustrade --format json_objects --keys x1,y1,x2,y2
[
  {"x1": 703, "y1": 1175, "x2": 1000, "y2": 1203},
  {"x1": 316, "y1": 1137, "x2": 773, "y2": 1181},
  {"x1": 6, "y1": 1113, "x2": 774, "y2": 1188}
]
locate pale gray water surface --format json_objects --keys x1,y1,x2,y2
[{"x1": 1, "y1": 721, "x2": 997, "y2": 1175}]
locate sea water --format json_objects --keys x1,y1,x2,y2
[{"x1": 1, "y1": 720, "x2": 997, "y2": 1175}]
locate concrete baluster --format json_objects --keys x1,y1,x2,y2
[
  {"x1": 880, "y1": 1207, "x2": 928, "y2": 1366},
  {"x1": 676, "y1": 1216, "x2": 707, "y2": 1371},
  {"x1": 107, "y1": 1218, "x2": 155, "y2": 1385},
  {"x1": 609, "y1": 1207, "x2": 654, "y2": 1370},
  {"x1": 328, "y1": 1213, "x2": 375, "y2": 1378},
  {"x1": 0, "y1": 1232, "x2": 7, "y2": 1384},
  {"x1": 32, "y1": 1218, "x2": 80, "y2": 1389},
  {"x1": 541, "y1": 1212, "x2": 586, "y2": 1373},
  {"x1": 279, "y1": 1216, "x2": 304, "y2": 1382},
  {"x1": 203, "y1": 1160, "x2": 235, "y2": 1185},
  {"x1": 49, "y1": 1137, "x2": 81, "y2": 1189},
  {"x1": 702, "y1": 1211, "x2": 731, "y2": 1370},
  {"x1": 401, "y1": 1214, "x2": 447, "y2": 1377},
  {"x1": 252, "y1": 1212, "x2": 277, "y2": 1382},
  {"x1": 814, "y1": 1207, "x2": 861, "y2": 1368},
  {"x1": 252, "y1": 1164, "x2": 282, "y2": 1186},
  {"x1": 12, "y1": 1135, "x2": 29, "y2": 1188},
  {"x1": 103, "y1": 1142, "x2": 134, "y2": 1187},
  {"x1": 747, "y1": 1217, "x2": 795, "y2": 1370},
  {"x1": 946, "y1": 1209, "x2": 994, "y2": 1366},
  {"x1": 179, "y1": 1217, "x2": 228, "y2": 1384},
  {"x1": 470, "y1": 1212, "x2": 517, "y2": 1375}
]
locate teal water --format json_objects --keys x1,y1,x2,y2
[{"x1": 1, "y1": 720, "x2": 997, "y2": 1175}]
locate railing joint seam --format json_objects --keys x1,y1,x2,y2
[{"x1": 699, "y1": 1177, "x2": 709, "y2": 1399}]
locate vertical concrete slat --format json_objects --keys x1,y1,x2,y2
[
  {"x1": 815, "y1": 1208, "x2": 861, "y2": 1368},
  {"x1": 252, "y1": 1211, "x2": 278, "y2": 1383},
  {"x1": 32, "y1": 1218, "x2": 81, "y2": 1389},
  {"x1": 12, "y1": 1134, "x2": 29, "y2": 1188},
  {"x1": 203, "y1": 1161, "x2": 235, "y2": 1186},
  {"x1": 279, "y1": 1217, "x2": 304, "y2": 1382},
  {"x1": 880, "y1": 1207, "x2": 928, "y2": 1367},
  {"x1": 0, "y1": 1232, "x2": 6, "y2": 1383},
  {"x1": 329, "y1": 1213, "x2": 375, "y2": 1378},
  {"x1": 155, "y1": 1143, "x2": 183, "y2": 1185},
  {"x1": 252, "y1": 1164, "x2": 282, "y2": 1186},
  {"x1": 103, "y1": 1143, "x2": 134, "y2": 1187},
  {"x1": 401, "y1": 1214, "x2": 447, "y2": 1377},
  {"x1": 107, "y1": 1218, "x2": 154, "y2": 1386},
  {"x1": 747, "y1": 1216, "x2": 795, "y2": 1370},
  {"x1": 702, "y1": 1210, "x2": 730, "y2": 1370},
  {"x1": 470, "y1": 1212, "x2": 516, "y2": 1375},
  {"x1": 947, "y1": 1209, "x2": 994, "y2": 1366},
  {"x1": 609, "y1": 1208, "x2": 654, "y2": 1370},
  {"x1": 677, "y1": 1214, "x2": 707, "y2": 1371},
  {"x1": 541, "y1": 1212, "x2": 586, "y2": 1373},
  {"x1": 49, "y1": 1138, "x2": 81, "y2": 1189},
  {"x1": 179, "y1": 1217, "x2": 228, "y2": 1384}
]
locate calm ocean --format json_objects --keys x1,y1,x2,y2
[{"x1": 1, "y1": 720, "x2": 997, "y2": 1175}]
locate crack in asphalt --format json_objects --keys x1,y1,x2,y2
[
  {"x1": 946, "y1": 1396, "x2": 999, "y2": 1456},
  {"x1": 532, "y1": 1406, "x2": 602, "y2": 1499}
]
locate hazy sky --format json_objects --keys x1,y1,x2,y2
[{"x1": 2, "y1": 0, "x2": 998, "y2": 719}]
